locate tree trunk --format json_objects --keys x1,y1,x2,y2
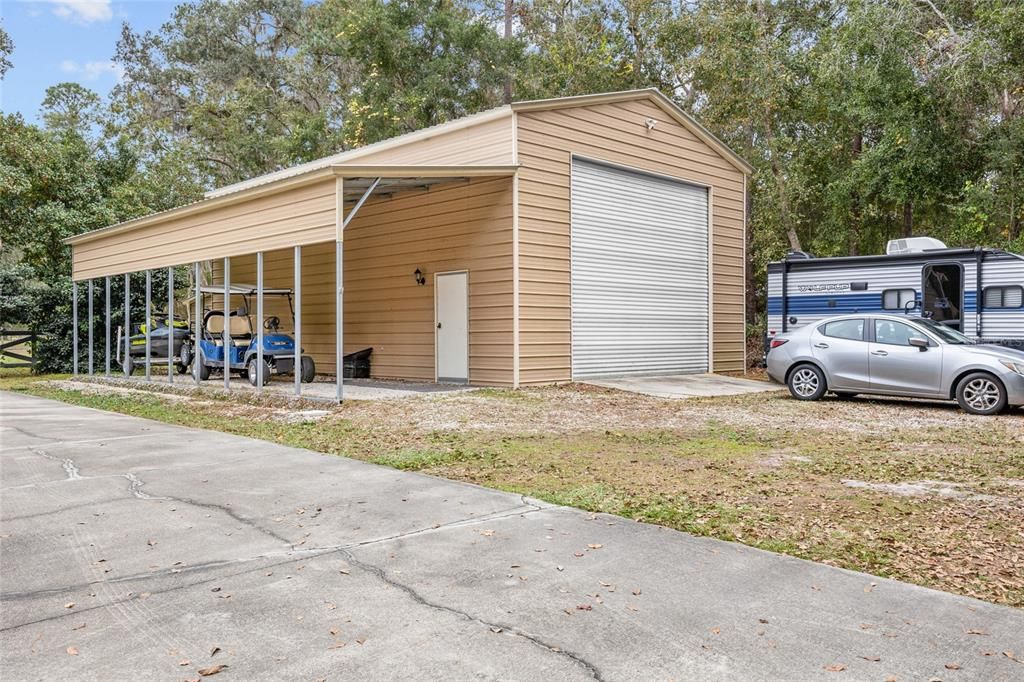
[
  {"x1": 503, "y1": 0, "x2": 513, "y2": 104},
  {"x1": 771, "y1": 159, "x2": 800, "y2": 251},
  {"x1": 902, "y1": 201, "x2": 913, "y2": 238},
  {"x1": 849, "y1": 132, "x2": 863, "y2": 256}
]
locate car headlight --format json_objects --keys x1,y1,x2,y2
[{"x1": 999, "y1": 359, "x2": 1024, "y2": 376}]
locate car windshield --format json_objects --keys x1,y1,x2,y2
[{"x1": 913, "y1": 318, "x2": 973, "y2": 344}]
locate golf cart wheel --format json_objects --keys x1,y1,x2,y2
[
  {"x1": 787, "y1": 364, "x2": 826, "y2": 401},
  {"x1": 300, "y1": 356, "x2": 316, "y2": 383},
  {"x1": 192, "y1": 352, "x2": 210, "y2": 381},
  {"x1": 121, "y1": 354, "x2": 135, "y2": 376},
  {"x1": 955, "y1": 372, "x2": 1007, "y2": 415},
  {"x1": 247, "y1": 357, "x2": 272, "y2": 387}
]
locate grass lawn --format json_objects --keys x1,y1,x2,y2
[{"x1": 3, "y1": 372, "x2": 1023, "y2": 607}]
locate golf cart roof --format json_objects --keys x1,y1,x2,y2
[{"x1": 198, "y1": 284, "x2": 292, "y2": 296}]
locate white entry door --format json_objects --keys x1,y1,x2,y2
[{"x1": 435, "y1": 271, "x2": 469, "y2": 383}]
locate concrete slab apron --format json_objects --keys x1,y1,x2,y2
[
  {"x1": 2, "y1": 393, "x2": 1022, "y2": 681},
  {"x1": 586, "y1": 373, "x2": 782, "y2": 399}
]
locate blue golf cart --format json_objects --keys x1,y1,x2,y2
[{"x1": 192, "y1": 285, "x2": 315, "y2": 386}]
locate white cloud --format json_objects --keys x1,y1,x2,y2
[
  {"x1": 60, "y1": 59, "x2": 124, "y2": 82},
  {"x1": 44, "y1": 0, "x2": 113, "y2": 24}
]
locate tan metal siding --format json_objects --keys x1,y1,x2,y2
[
  {"x1": 72, "y1": 180, "x2": 336, "y2": 280},
  {"x1": 215, "y1": 178, "x2": 513, "y2": 384},
  {"x1": 516, "y1": 99, "x2": 747, "y2": 383},
  {"x1": 348, "y1": 114, "x2": 514, "y2": 166}
]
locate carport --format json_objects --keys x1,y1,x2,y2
[
  {"x1": 66, "y1": 88, "x2": 752, "y2": 400},
  {"x1": 67, "y1": 166, "x2": 515, "y2": 401}
]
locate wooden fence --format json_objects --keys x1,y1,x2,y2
[{"x1": 0, "y1": 329, "x2": 38, "y2": 370}]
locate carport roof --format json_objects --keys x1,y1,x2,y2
[{"x1": 64, "y1": 164, "x2": 518, "y2": 246}]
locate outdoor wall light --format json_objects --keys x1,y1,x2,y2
[{"x1": 414, "y1": 268, "x2": 426, "y2": 286}]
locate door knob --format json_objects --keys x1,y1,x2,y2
[{"x1": 437, "y1": 322, "x2": 442, "y2": 329}]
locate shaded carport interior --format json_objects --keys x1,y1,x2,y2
[{"x1": 66, "y1": 164, "x2": 518, "y2": 400}]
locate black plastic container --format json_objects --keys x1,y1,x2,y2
[{"x1": 343, "y1": 347, "x2": 372, "y2": 379}]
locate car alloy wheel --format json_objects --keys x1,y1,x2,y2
[
  {"x1": 962, "y1": 377, "x2": 1001, "y2": 412},
  {"x1": 791, "y1": 368, "x2": 819, "y2": 397}
]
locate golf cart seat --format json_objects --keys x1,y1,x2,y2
[{"x1": 205, "y1": 310, "x2": 253, "y2": 345}]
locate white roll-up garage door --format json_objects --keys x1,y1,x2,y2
[{"x1": 571, "y1": 158, "x2": 709, "y2": 378}]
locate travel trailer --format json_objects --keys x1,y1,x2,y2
[{"x1": 767, "y1": 237, "x2": 1024, "y2": 352}]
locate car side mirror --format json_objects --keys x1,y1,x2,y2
[{"x1": 909, "y1": 337, "x2": 929, "y2": 350}]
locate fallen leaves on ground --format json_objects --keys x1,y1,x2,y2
[
  {"x1": 823, "y1": 663, "x2": 846, "y2": 672},
  {"x1": 197, "y1": 664, "x2": 228, "y2": 676},
  {"x1": 66, "y1": 646, "x2": 79, "y2": 656}
]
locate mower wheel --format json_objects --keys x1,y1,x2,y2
[
  {"x1": 247, "y1": 357, "x2": 272, "y2": 387},
  {"x1": 121, "y1": 354, "x2": 135, "y2": 376},
  {"x1": 300, "y1": 356, "x2": 316, "y2": 383}
]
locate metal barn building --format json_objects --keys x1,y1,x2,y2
[{"x1": 67, "y1": 89, "x2": 752, "y2": 396}]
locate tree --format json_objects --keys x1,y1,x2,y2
[
  {"x1": 310, "y1": 0, "x2": 523, "y2": 146},
  {"x1": 113, "y1": 0, "x2": 351, "y2": 187},
  {"x1": 0, "y1": 23, "x2": 12, "y2": 79},
  {"x1": 41, "y1": 82, "x2": 103, "y2": 134}
]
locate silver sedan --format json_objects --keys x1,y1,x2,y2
[{"x1": 766, "y1": 314, "x2": 1024, "y2": 415}]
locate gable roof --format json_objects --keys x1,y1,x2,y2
[
  {"x1": 511, "y1": 88, "x2": 753, "y2": 175},
  {"x1": 206, "y1": 88, "x2": 751, "y2": 199}
]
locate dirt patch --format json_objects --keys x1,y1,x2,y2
[{"x1": 841, "y1": 478, "x2": 1005, "y2": 502}]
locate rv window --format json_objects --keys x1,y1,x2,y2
[
  {"x1": 882, "y1": 288, "x2": 916, "y2": 310},
  {"x1": 983, "y1": 285, "x2": 1024, "y2": 309},
  {"x1": 819, "y1": 319, "x2": 865, "y2": 341}
]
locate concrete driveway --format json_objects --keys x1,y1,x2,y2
[{"x1": 2, "y1": 393, "x2": 1022, "y2": 681}]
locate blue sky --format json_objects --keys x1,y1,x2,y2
[{"x1": 1, "y1": 0, "x2": 185, "y2": 123}]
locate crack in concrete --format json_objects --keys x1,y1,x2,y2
[
  {"x1": 26, "y1": 448, "x2": 80, "y2": 481},
  {"x1": 340, "y1": 547, "x2": 606, "y2": 682},
  {"x1": 17, "y1": 445, "x2": 295, "y2": 546},
  {"x1": 1, "y1": 501, "x2": 545, "y2": 603},
  {"x1": 0, "y1": 503, "x2": 551, "y2": 636},
  {"x1": 2, "y1": 434, "x2": 152, "y2": 453},
  {"x1": 122, "y1": 472, "x2": 164, "y2": 500}
]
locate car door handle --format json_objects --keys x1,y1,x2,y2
[
  {"x1": 813, "y1": 343, "x2": 829, "y2": 349},
  {"x1": 871, "y1": 350, "x2": 888, "y2": 357}
]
